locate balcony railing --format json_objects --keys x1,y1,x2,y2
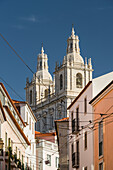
[
  {"x1": 72, "y1": 152, "x2": 79, "y2": 168},
  {"x1": 72, "y1": 118, "x2": 79, "y2": 134}
]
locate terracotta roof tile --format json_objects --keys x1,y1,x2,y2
[{"x1": 54, "y1": 117, "x2": 69, "y2": 122}]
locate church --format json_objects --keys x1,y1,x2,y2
[{"x1": 25, "y1": 27, "x2": 93, "y2": 132}]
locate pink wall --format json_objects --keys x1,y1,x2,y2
[{"x1": 93, "y1": 89, "x2": 113, "y2": 170}]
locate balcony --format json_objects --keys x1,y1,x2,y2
[
  {"x1": 21, "y1": 163, "x2": 24, "y2": 170},
  {"x1": 25, "y1": 164, "x2": 32, "y2": 170},
  {"x1": 0, "y1": 138, "x2": 4, "y2": 161},
  {"x1": 72, "y1": 152, "x2": 79, "y2": 168},
  {"x1": 10, "y1": 153, "x2": 17, "y2": 168},
  {"x1": 17, "y1": 159, "x2": 21, "y2": 169},
  {"x1": 11, "y1": 160, "x2": 17, "y2": 168},
  {"x1": 72, "y1": 119, "x2": 79, "y2": 134}
]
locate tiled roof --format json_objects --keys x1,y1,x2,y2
[
  {"x1": 35, "y1": 131, "x2": 56, "y2": 137},
  {"x1": 54, "y1": 117, "x2": 69, "y2": 122}
]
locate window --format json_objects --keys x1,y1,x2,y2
[
  {"x1": 55, "y1": 157, "x2": 59, "y2": 168},
  {"x1": 50, "y1": 115, "x2": 53, "y2": 128},
  {"x1": 44, "y1": 62, "x2": 46, "y2": 69},
  {"x1": 70, "y1": 43, "x2": 73, "y2": 49},
  {"x1": 5, "y1": 132, "x2": 7, "y2": 149},
  {"x1": 43, "y1": 116, "x2": 47, "y2": 130},
  {"x1": 5, "y1": 164, "x2": 7, "y2": 170},
  {"x1": 84, "y1": 97, "x2": 87, "y2": 114},
  {"x1": 16, "y1": 147, "x2": 17, "y2": 156},
  {"x1": 32, "y1": 144, "x2": 34, "y2": 155},
  {"x1": 27, "y1": 157, "x2": 29, "y2": 164},
  {"x1": 84, "y1": 132, "x2": 87, "y2": 150},
  {"x1": 29, "y1": 117, "x2": 31, "y2": 130},
  {"x1": 71, "y1": 143, "x2": 74, "y2": 154},
  {"x1": 11, "y1": 140, "x2": 13, "y2": 152},
  {"x1": 75, "y1": 43, "x2": 77, "y2": 50},
  {"x1": 16, "y1": 106, "x2": 20, "y2": 114},
  {"x1": 76, "y1": 140, "x2": 79, "y2": 153},
  {"x1": 84, "y1": 167, "x2": 87, "y2": 170},
  {"x1": 32, "y1": 122, "x2": 34, "y2": 134},
  {"x1": 30, "y1": 140, "x2": 31, "y2": 150},
  {"x1": 45, "y1": 89, "x2": 49, "y2": 98},
  {"x1": 19, "y1": 151, "x2": 21, "y2": 159},
  {"x1": 0, "y1": 90, "x2": 5, "y2": 105},
  {"x1": 71, "y1": 111, "x2": 73, "y2": 121},
  {"x1": 26, "y1": 112, "x2": 28, "y2": 123},
  {"x1": 30, "y1": 90, "x2": 32, "y2": 104},
  {"x1": 8, "y1": 138, "x2": 11, "y2": 147},
  {"x1": 40, "y1": 61, "x2": 42, "y2": 70},
  {"x1": 99, "y1": 162, "x2": 103, "y2": 170},
  {"x1": 76, "y1": 107, "x2": 79, "y2": 132},
  {"x1": 60, "y1": 74, "x2": 63, "y2": 90},
  {"x1": 8, "y1": 102, "x2": 11, "y2": 110},
  {"x1": 76, "y1": 73, "x2": 82, "y2": 88},
  {"x1": 22, "y1": 155, "x2": 24, "y2": 164},
  {"x1": 47, "y1": 154, "x2": 51, "y2": 166},
  {"x1": 76, "y1": 141, "x2": 79, "y2": 167},
  {"x1": 99, "y1": 121, "x2": 103, "y2": 156},
  {"x1": 13, "y1": 111, "x2": 16, "y2": 118}
]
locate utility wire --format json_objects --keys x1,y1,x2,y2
[{"x1": 0, "y1": 76, "x2": 24, "y2": 101}]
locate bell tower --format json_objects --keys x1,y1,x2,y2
[
  {"x1": 67, "y1": 26, "x2": 80, "y2": 54},
  {"x1": 37, "y1": 44, "x2": 48, "y2": 72},
  {"x1": 54, "y1": 26, "x2": 93, "y2": 98}
]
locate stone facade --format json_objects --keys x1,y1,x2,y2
[{"x1": 25, "y1": 27, "x2": 93, "y2": 132}]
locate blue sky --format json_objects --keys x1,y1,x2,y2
[{"x1": 0, "y1": 0, "x2": 113, "y2": 100}]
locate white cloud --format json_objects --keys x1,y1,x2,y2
[{"x1": 19, "y1": 15, "x2": 39, "y2": 23}]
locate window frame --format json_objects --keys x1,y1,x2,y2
[
  {"x1": 60, "y1": 74, "x2": 63, "y2": 90},
  {"x1": 84, "y1": 96, "x2": 87, "y2": 115},
  {"x1": 84, "y1": 131, "x2": 87, "y2": 150},
  {"x1": 76, "y1": 73, "x2": 82, "y2": 88},
  {"x1": 99, "y1": 121, "x2": 103, "y2": 157},
  {"x1": 30, "y1": 90, "x2": 32, "y2": 104},
  {"x1": 47, "y1": 154, "x2": 51, "y2": 166}
]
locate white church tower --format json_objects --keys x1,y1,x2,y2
[
  {"x1": 25, "y1": 26, "x2": 93, "y2": 133},
  {"x1": 54, "y1": 26, "x2": 92, "y2": 98}
]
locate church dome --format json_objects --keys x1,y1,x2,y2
[
  {"x1": 75, "y1": 53, "x2": 84, "y2": 64},
  {"x1": 36, "y1": 70, "x2": 52, "y2": 81}
]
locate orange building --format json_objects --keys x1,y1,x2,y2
[{"x1": 90, "y1": 80, "x2": 113, "y2": 170}]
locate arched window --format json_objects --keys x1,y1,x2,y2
[
  {"x1": 44, "y1": 62, "x2": 46, "y2": 69},
  {"x1": 30, "y1": 90, "x2": 32, "y2": 104},
  {"x1": 40, "y1": 61, "x2": 42, "y2": 70},
  {"x1": 76, "y1": 73, "x2": 82, "y2": 88},
  {"x1": 60, "y1": 74, "x2": 63, "y2": 90},
  {"x1": 70, "y1": 43, "x2": 73, "y2": 49},
  {"x1": 45, "y1": 89, "x2": 49, "y2": 98}
]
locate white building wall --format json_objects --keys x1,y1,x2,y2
[
  {"x1": 69, "y1": 83, "x2": 94, "y2": 170},
  {"x1": 36, "y1": 139, "x2": 59, "y2": 170},
  {"x1": 14, "y1": 103, "x2": 37, "y2": 170},
  {"x1": 68, "y1": 71, "x2": 113, "y2": 170}
]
